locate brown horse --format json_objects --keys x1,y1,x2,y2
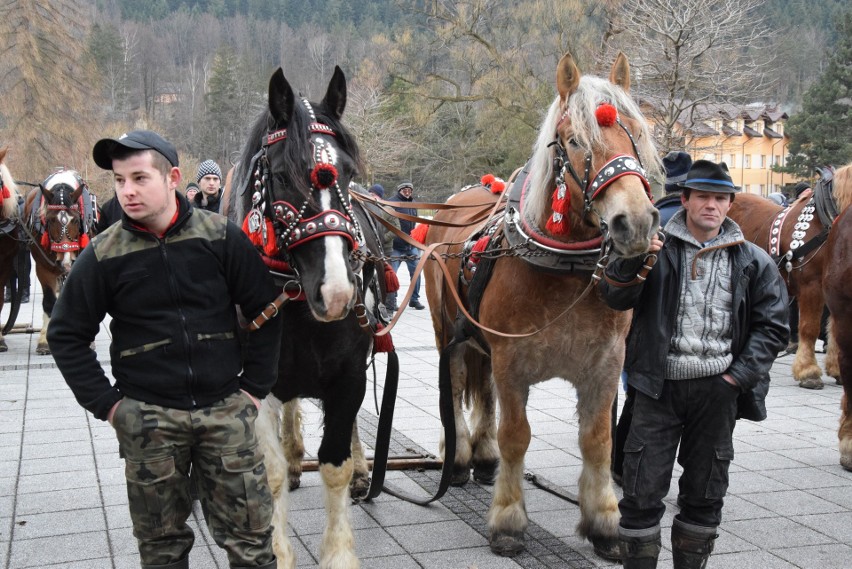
[
  {"x1": 1, "y1": 147, "x2": 24, "y2": 351},
  {"x1": 24, "y1": 170, "x2": 96, "y2": 354},
  {"x1": 728, "y1": 188, "x2": 840, "y2": 389},
  {"x1": 423, "y1": 52, "x2": 660, "y2": 559},
  {"x1": 823, "y1": 162, "x2": 852, "y2": 471}
]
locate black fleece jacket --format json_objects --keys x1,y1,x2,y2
[{"x1": 47, "y1": 194, "x2": 283, "y2": 420}]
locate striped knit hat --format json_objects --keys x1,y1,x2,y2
[{"x1": 196, "y1": 159, "x2": 222, "y2": 183}]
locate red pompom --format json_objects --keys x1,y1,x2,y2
[
  {"x1": 595, "y1": 103, "x2": 618, "y2": 127},
  {"x1": 410, "y1": 223, "x2": 428, "y2": 244},
  {"x1": 481, "y1": 173, "x2": 496, "y2": 186},
  {"x1": 310, "y1": 163, "x2": 338, "y2": 189},
  {"x1": 79, "y1": 233, "x2": 90, "y2": 249},
  {"x1": 470, "y1": 235, "x2": 490, "y2": 263},
  {"x1": 1, "y1": 185, "x2": 10, "y2": 199},
  {"x1": 373, "y1": 322, "x2": 395, "y2": 353}
]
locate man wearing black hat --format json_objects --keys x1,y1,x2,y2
[
  {"x1": 47, "y1": 130, "x2": 283, "y2": 569},
  {"x1": 600, "y1": 160, "x2": 789, "y2": 569},
  {"x1": 656, "y1": 150, "x2": 693, "y2": 226},
  {"x1": 793, "y1": 180, "x2": 812, "y2": 202},
  {"x1": 388, "y1": 181, "x2": 424, "y2": 310}
]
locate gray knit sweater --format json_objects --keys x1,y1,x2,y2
[{"x1": 663, "y1": 210, "x2": 745, "y2": 380}]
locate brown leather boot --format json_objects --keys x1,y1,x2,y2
[
  {"x1": 671, "y1": 518, "x2": 717, "y2": 569},
  {"x1": 618, "y1": 524, "x2": 661, "y2": 569}
]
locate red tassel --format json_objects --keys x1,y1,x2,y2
[
  {"x1": 470, "y1": 235, "x2": 489, "y2": 263},
  {"x1": 546, "y1": 215, "x2": 568, "y2": 235},
  {"x1": 384, "y1": 262, "x2": 400, "y2": 293},
  {"x1": 242, "y1": 214, "x2": 264, "y2": 247},
  {"x1": 261, "y1": 218, "x2": 279, "y2": 256},
  {"x1": 373, "y1": 322, "x2": 395, "y2": 353},
  {"x1": 79, "y1": 233, "x2": 90, "y2": 249},
  {"x1": 410, "y1": 223, "x2": 428, "y2": 244},
  {"x1": 40, "y1": 232, "x2": 50, "y2": 249},
  {"x1": 595, "y1": 103, "x2": 618, "y2": 127},
  {"x1": 1, "y1": 185, "x2": 10, "y2": 199}
]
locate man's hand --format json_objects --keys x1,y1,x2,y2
[
  {"x1": 107, "y1": 399, "x2": 123, "y2": 425},
  {"x1": 649, "y1": 232, "x2": 664, "y2": 253},
  {"x1": 241, "y1": 389, "x2": 262, "y2": 410}
]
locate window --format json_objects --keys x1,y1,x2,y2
[
  {"x1": 760, "y1": 154, "x2": 767, "y2": 168},
  {"x1": 743, "y1": 154, "x2": 751, "y2": 169}
]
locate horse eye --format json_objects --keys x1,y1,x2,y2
[{"x1": 567, "y1": 137, "x2": 579, "y2": 147}]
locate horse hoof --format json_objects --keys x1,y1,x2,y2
[
  {"x1": 451, "y1": 464, "x2": 470, "y2": 486},
  {"x1": 0, "y1": 342, "x2": 7, "y2": 353},
  {"x1": 36, "y1": 345, "x2": 51, "y2": 355},
  {"x1": 489, "y1": 530, "x2": 525, "y2": 556},
  {"x1": 288, "y1": 476, "x2": 301, "y2": 491},
  {"x1": 841, "y1": 454, "x2": 852, "y2": 472},
  {"x1": 590, "y1": 535, "x2": 622, "y2": 561},
  {"x1": 473, "y1": 461, "x2": 498, "y2": 485},
  {"x1": 349, "y1": 476, "x2": 371, "y2": 501},
  {"x1": 799, "y1": 378, "x2": 824, "y2": 390}
]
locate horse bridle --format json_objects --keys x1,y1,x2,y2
[
  {"x1": 551, "y1": 104, "x2": 652, "y2": 221},
  {"x1": 43, "y1": 176, "x2": 87, "y2": 253},
  {"x1": 245, "y1": 99, "x2": 364, "y2": 275}
]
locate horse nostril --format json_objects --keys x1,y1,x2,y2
[{"x1": 610, "y1": 213, "x2": 629, "y2": 237}]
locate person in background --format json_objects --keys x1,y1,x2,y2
[
  {"x1": 655, "y1": 151, "x2": 693, "y2": 227},
  {"x1": 47, "y1": 130, "x2": 283, "y2": 569},
  {"x1": 185, "y1": 181, "x2": 200, "y2": 202},
  {"x1": 388, "y1": 181, "x2": 424, "y2": 311},
  {"x1": 367, "y1": 184, "x2": 401, "y2": 255},
  {"x1": 600, "y1": 160, "x2": 788, "y2": 569},
  {"x1": 792, "y1": 181, "x2": 812, "y2": 203},
  {"x1": 193, "y1": 159, "x2": 223, "y2": 213},
  {"x1": 3, "y1": 191, "x2": 31, "y2": 303},
  {"x1": 767, "y1": 192, "x2": 789, "y2": 207}
]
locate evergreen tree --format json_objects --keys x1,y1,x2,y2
[{"x1": 781, "y1": 12, "x2": 852, "y2": 178}]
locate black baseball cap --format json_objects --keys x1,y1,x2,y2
[{"x1": 92, "y1": 130, "x2": 179, "y2": 170}]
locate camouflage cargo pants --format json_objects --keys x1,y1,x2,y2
[{"x1": 112, "y1": 391, "x2": 275, "y2": 568}]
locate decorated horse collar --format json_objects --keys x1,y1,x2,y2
[{"x1": 503, "y1": 163, "x2": 604, "y2": 274}]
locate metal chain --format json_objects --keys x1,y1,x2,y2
[{"x1": 351, "y1": 240, "x2": 552, "y2": 264}]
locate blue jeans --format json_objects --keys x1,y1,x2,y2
[
  {"x1": 619, "y1": 375, "x2": 739, "y2": 529},
  {"x1": 389, "y1": 246, "x2": 421, "y2": 306}
]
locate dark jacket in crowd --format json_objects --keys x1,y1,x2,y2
[
  {"x1": 391, "y1": 189, "x2": 417, "y2": 251},
  {"x1": 192, "y1": 188, "x2": 223, "y2": 213},
  {"x1": 96, "y1": 195, "x2": 124, "y2": 232},
  {"x1": 47, "y1": 193, "x2": 282, "y2": 420},
  {"x1": 599, "y1": 215, "x2": 789, "y2": 421}
]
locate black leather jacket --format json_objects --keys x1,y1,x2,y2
[{"x1": 598, "y1": 218, "x2": 789, "y2": 421}]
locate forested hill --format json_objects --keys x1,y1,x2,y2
[{"x1": 115, "y1": 0, "x2": 405, "y2": 27}]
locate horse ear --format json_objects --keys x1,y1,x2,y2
[
  {"x1": 268, "y1": 67, "x2": 295, "y2": 124},
  {"x1": 609, "y1": 51, "x2": 631, "y2": 92},
  {"x1": 70, "y1": 179, "x2": 84, "y2": 203},
  {"x1": 556, "y1": 53, "x2": 581, "y2": 100},
  {"x1": 322, "y1": 66, "x2": 347, "y2": 119},
  {"x1": 39, "y1": 183, "x2": 52, "y2": 203}
]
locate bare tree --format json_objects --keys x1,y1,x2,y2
[
  {"x1": 610, "y1": 0, "x2": 776, "y2": 153},
  {"x1": 0, "y1": 0, "x2": 104, "y2": 181}
]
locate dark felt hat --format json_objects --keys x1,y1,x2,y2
[
  {"x1": 679, "y1": 160, "x2": 740, "y2": 194},
  {"x1": 793, "y1": 181, "x2": 811, "y2": 199},
  {"x1": 93, "y1": 130, "x2": 179, "y2": 170},
  {"x1": 369, "y1": 184, "x2": 385, "y2": 198},
  {"x1": 662, "y1": 151, "x2": 692, "y2": 194}
]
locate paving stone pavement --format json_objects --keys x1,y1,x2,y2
[{"x1": 2, "y1": 273, "x2": 850, "y2": 569}]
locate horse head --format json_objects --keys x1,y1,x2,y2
[
  {"x1": 235, "y1": 66, "x2": 363, "y2": 322},
  {"x1": 39, "y1": 170, "x2": 89, "y2": 272},
  {"x1": 527, "y1": 52, "x2": 661, "y2": 258},
  {"x1": 0, "y1": 147, "x2": 22, "y2": 221}
]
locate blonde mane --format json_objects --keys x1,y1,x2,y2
[
  {"x1": 526, "y1": 75, "x2": 661, "y2": 227},
  {"x1": 1, "y1": 160, "x2": 21, "y2": 220},
  {"x1": 833, "y1": 162, "x2": 852, "y2": 212}
]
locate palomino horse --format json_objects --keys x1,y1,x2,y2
[
  {"x1": 1, "y1": 147, "x2": 24, "y2": 351},
  {"x1": 228, "y1": 66, "x2": 388, "y2": 569},
  {"x1": 24, "y1": 170, "x2": 96, "y2": 354},
  {"x1": 823, "y1": 162, "x2": 852, "y2": 471},
  {"x1": 728, "y1": 187, "x2": 840, "y2": 389},
  {"x1": 423, "y1": 52, "x2": 660, "y2": 559}
]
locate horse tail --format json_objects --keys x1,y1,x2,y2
[{"x1": 462, "y1": 347, "x2": 491, "y2": 410}]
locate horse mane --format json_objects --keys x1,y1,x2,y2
[
  {"x1": 833, "y1": 162, "x2": 852, "y2": 212},
  {"x1": 1, "y1": 160, "x2": 21, "y2": 219},
  {"x1": 231, "y1": 96, "x2": 363, "y2": 221},
  {"x1": 526, "y1": 75, "x2": 661, "y2": 227}
]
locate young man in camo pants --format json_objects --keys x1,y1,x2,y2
[{"x1": 48, "y1": 131, "x2": 283, "y2": 569}]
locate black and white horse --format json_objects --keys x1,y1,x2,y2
[{"x1": 229, "y1": 66, "x2": 387, "y2": 569}]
